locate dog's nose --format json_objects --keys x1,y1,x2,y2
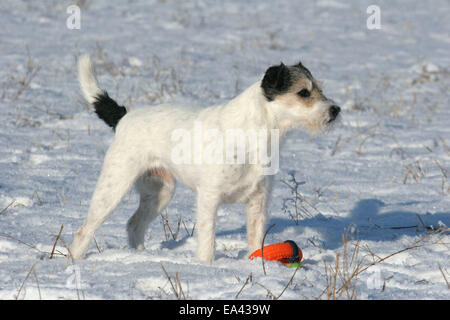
[{"x1": 329, "y1": 105, "x2": 341, "y2": 119}]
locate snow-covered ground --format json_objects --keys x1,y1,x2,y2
[{"x1": 0, "y1": 0, "x2": 449, "y2": 300}]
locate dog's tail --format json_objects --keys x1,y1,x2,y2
[{"x1": 78, "y1": 55, "x2": 127, "y2": 131}]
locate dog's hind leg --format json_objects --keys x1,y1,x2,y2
[
  {"x1": 127, "y1": 168, "x2": 175, "y2": 250},
  {"x1": 70, "y1": 142, "x2": 144, "y2": 259}
]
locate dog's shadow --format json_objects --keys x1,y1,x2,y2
[{"x1": 218, "y1": 198, "x2": 449, "y2": 250}]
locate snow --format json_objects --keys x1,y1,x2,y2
[{"x1": 0, "y1": 0, "x2": 449, "y2": 300}]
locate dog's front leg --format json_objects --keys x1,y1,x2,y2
[
  {"x1": 196, "y1": 191, "x2": 220, "y2": 262},
  {"x1": 245, "y1": 187, "x2": 267, "y2": 254}
]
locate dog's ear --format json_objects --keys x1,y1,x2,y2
[
  {"x1": 261, "y1": 63, "x2": 291, "y2": 101},
  {"x1": 295, "y1": 61, "x2": 312, "y2": 78}
]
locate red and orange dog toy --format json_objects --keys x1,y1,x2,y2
[{"x1": 249, "y1": 240, "x2": 303, "y2": 268}]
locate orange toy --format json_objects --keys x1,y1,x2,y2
[{"x1": 249, "y1": 240, "x2": 302, "y2": 266}]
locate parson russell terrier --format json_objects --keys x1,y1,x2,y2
[{"x1": 70, "y1": 55, "x2": 340, "y2": 262}]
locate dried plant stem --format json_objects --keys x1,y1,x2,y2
[
  {"x1": 276, "y1": 266, "x2": 300, "y2": 299},
  {"x1": 235, "y1": 273, "x2": 252, "y2": 299},
  {"x1": 261, "y1": 224, "x2": 276, "y2": 276},
  {"x1": 335, "y1": 228, "x2": 447, "y2": 297},
  {"x1": 16, "y1": 263, "x2": 37, "y2": 300},
  {"x1": 254, "y1": 282, "x2": 276, "y2": 300},
  {"x1": 32, "y1": 268, "x2": 42, "y2": 300},
  {"x1": 0, "y1": 200, "x2": 15, "y2": 215},
  {"x1": 160, "y1": 264, "x2": 186, "y2": 300},
  {"x1": 0, "y1": 233, "x2": 43, "y2": 254},
  {"x1": 330, "y1": 135, "x2": 341, "y2": 156},
  {"x1": 50, "y1": 224, "x2": 64, "y2": 259},
  {"x1": 438, "y1": 264, "x2": 450, "y2": 290},
  {"x1": 93, "y1": 236, "x2": 102, "y2": 254},
  {"x1": 160, "y1": 210, "x2": 182, "y2": 241},
  {"x1": 281, "y1": 178, "x2": 322, "y2": 220}
]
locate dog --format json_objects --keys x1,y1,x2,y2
[{"x1": 70, "y1": 55, "x2": 340, "y2": 262}]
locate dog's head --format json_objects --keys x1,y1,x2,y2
[{"x1": 261, "y1": 62, "x2": 340, "y2": 134}]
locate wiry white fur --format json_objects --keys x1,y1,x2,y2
[
  {"x1": 70, "y1": 56, "x2": 338, "y2": 263},
  {"x1": 78, "y1": 55, "x2": 103, "y2": 104}
]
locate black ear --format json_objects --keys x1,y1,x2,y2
[
  {"x1": 295, "y1": 60, "x2": 312, "y2": 78},
  {"x1": 261, "y1": 63, "x2": 291, "y2": 101}
]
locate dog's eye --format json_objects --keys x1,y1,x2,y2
[{"x1": 297, "y1": 89, "x2": 310, "y2": 98}]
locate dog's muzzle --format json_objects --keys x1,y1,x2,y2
[{"x1": 328, "y1": 105, "x2": 341, "y2": 122}]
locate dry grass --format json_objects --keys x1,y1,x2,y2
[
  {"x1": 0, "y1": 232, "x2": 66, "y2": 258},
  {"x1": 0, "y1": 200, "x2": 15, "y2": 215},
  {"x1": 281, "y1": 173, "x2": 323, "y2": 224},
  {"x1": 15, "y1": 262, "x2": 38, "y2": 300},
  {"x1": 344, "y1": 73, "x2": 421, "y2": 119},
  {"x1": 320, "y1": 230, "x2": 364, "y2": 300},
  {"x1": 235, "y1": 272, "x2": 253, "y2": 299},
  {"x1": 88, "y1": 43, "x2": 185, "y2": 109},
  {"x1": 136, "y1": 56, "x2": 184, "y2": 105},
  {"x1": 438, "y1": 264, "x2": 450, "y2": 290},
  {"x1": 49, "y1": 224, "x2": 64, "y2": 259},
  {"x1": 319, "y1": 227, "x2": 449, "y2": 299},
  {"x1": 330, "y1": 135, "x2": 341, "y2": 156},
  {"x1": 160, "y1": 264, "x2": 190, "y2": 299},
  {"x1": 434, "y1": 160, "x2": 449, "y2": 194},
  {"x1": 235, "y1": 266, "x2": 301, "y2": 300},
  {"x1": 1, "y1": 48, "x2": 39, "y2": 102},
  {"x1": 160, "y1": 209, "x2": 195, "y2": 241},
  {"x1": 53, "y1": 186, "x2": 67, "y2": 208},
  {"x1": 403, "y1": 160, "x2": 425, "y2": 184},
  {"x1": 11, "y1": 52, "x2": 41, "y2": 102},
  {"x1": 260, "y1": 224, "x2": 276, "y2": 276},
  {"x1": 0, "y1": 226, "x2": 72, "y2": 299}
]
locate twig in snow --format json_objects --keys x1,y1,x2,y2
[
  {"x1": 276, "y1": 265, "x2": 300, "y2": 300},
  {"x1": 50, "y1": 224, "x2": 64, "y2": 259},
  {"x1": 160, "y1": 264, "x2": 187, "y2": 300},
  {"x1": 336, "y1": 228, "x2": 448, "y2": 297},
  {"x1": 32, "y1": 268, "x2": 42, "y2": 300},
  {"x1": 0, "y1": 232, "x2": 65, "y2": 257},
  {"x1": 16, "y1": 263, "x2": 37, "y2": 300},
  {"x1": 235, "y1": 273, "x2": 252, "y2": 299},
  {"x1": 0, "y1": 200, "x2": 15, "y2": 215},
  {"x1": 93, "y1": 236, "x2": 102, "y2": 254},
  {"x1": 438, "y1": 264, "x2": 450, "y2": 290},
  {"x1": 254, "y1": 281, "x2": 277, "y2": 300},
  {"x1": 261, "y1": 223, "x2": 276, "y2": 276}
]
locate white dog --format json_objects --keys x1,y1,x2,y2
[{"x1": 70, "y1": 55, "x2": 340, "y2": 262}]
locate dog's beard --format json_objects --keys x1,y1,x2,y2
[
  {"x1": 323, "y1": 113, "x2": 341, "y2": 134},
  {"x1": 305, "y1": 112, "x2": 341, "y2": 137}
]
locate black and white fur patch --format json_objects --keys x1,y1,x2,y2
[
  {"x1": 92, "y1": 91, "x2": 127, "y2": 131},
  {"x1": 261, "y1": 62, "x2": 313, "y2": 101}
]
